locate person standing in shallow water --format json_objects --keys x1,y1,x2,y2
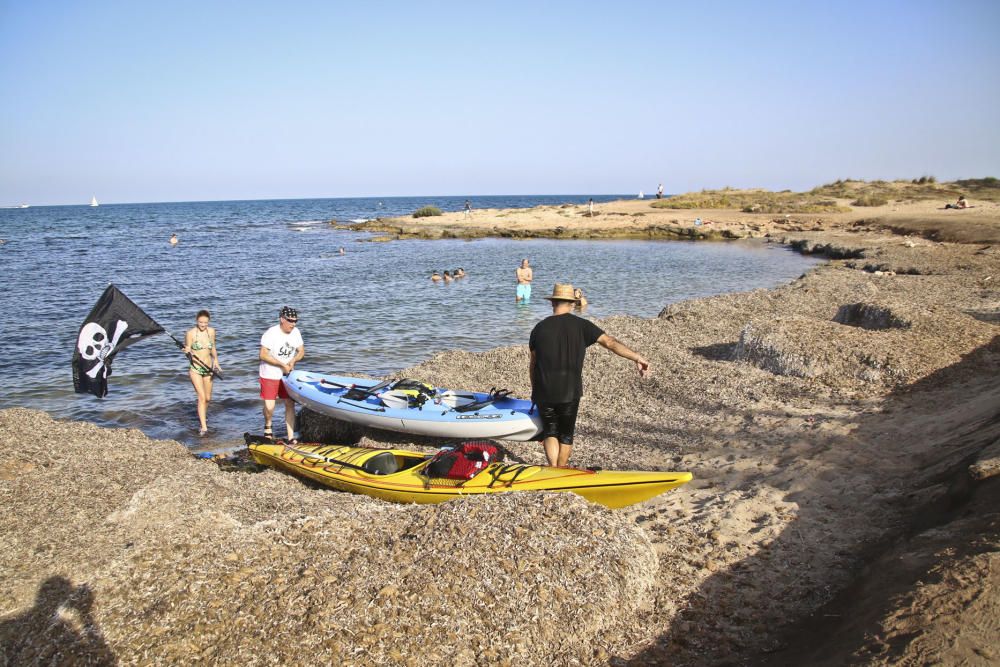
[
  {"x1": 516, "y1": 258, "x2": 533, "y2": 303},
  {"x1": 259, "y1": 306, "x2": 305, "y2": 443},
  {"x1": 182, "y1": 310, "x2": 221, "y2": 436},
  {"x1": 529, "y1": 284, "x2": 650, "y2": 467}
]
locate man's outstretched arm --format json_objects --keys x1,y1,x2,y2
[{"x1": 597, "y1": 334, "x2": 650, "y2": 377}]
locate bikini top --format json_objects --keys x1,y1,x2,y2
[{"x1": 191, "y1": 332, "x2": 214, "y2": 351}]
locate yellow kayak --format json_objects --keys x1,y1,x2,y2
[{"x1": 246, "y1": 437, "x2": 692, "y2": 509}]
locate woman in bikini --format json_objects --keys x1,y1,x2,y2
[{"x1": 182, "y1": 310, "x2": 221, "y2": 435}]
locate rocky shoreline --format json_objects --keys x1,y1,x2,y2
[
  {"x1": 330, "y1": 188, "x2": 1000, "y2": 246},
  {"x1": 3, "y1": 190, "x2": 999, "y2": 665}
]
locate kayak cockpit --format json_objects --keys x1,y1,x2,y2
[{"x1": 363, "y1": 452, "x2": 428, "y2": 475}]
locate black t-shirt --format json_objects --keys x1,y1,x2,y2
[{"x1": 529, "y1": 313, "x2": 605, "y2": 404}]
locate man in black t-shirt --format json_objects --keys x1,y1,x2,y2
[{"x1": 529, "y1": 283, "x2": 650, "y2": 467}]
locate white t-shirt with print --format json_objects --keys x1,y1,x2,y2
[{"x1": 259, "y1": 324, "x2": 304, "y2": 380}]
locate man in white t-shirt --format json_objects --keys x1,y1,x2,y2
[{"x1": 259, "y1": 306, "x2": 305, "y2": 442}]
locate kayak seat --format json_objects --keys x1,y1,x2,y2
[{"x1": 363, "y1": 452, "x2": 399, "y2": 475}]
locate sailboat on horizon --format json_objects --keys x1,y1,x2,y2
[{"x1": 90, "y1": 196, "x2": 99, "y2": 207}]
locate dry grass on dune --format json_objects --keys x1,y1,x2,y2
[
  {"x1": 650, "y1": 188, "x2": 850, "y2": 213},
  {"x1": 811, "y1": 176, "x2": 1000, "y2": 203},
  {"x1": 649, "y1": 177, "x2": 1000, "y2": 214}
]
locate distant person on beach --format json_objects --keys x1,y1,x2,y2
[
  {"x1": 573, "y1": 287, "x2": 588, "y2": 311},
  {"x1": 443, "y1": 270, "x2": 453, "y2": 282},
  {"x1": 516, "y1": 259, "x2": 533, "y2": 303},
  {"x1": 588, "y1": 198, "x2": 595, "y2": 216},
  {"x1": 259, "y1": 306, "x2": 304, "y2": 443},
  {"x1": 431, "y1": 271, "x2": 442, "y2": 282},
  {"x1": 170, "y1": 234, "x2": 178, "y2": 245},
  {"x1": 530, "y1": 283, "x2": 650, "y2": 467},
  {"x1": 182, "y1": 310, "x2": 221, "y2": 436},
  {"x1": 464, "y1": 199, "x2": 472, "y2": 219},
  {"x1": 945, "y1": 196, "x2": 969, "y2": 209},
  {"x1": 656, "y1": 183, "x2": 664, "y2": 199}
]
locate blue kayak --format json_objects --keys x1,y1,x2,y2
[{"x1": 283, "y1": 370, "x2": 543, "y2": 441}]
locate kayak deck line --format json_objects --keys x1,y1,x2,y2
[
  {"x1": 282, "y1": 370, "x2": 544, "y2": 441},
  {"x1": 249, "y1": 439, "x2": 693, "y2": 509}
]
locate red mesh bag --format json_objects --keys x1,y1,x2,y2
[{"x1": 426, "y1": 441, "x2": 499, "y2": 480}]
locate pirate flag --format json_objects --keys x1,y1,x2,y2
[{"x1": 72, "y1": 285, "x2": 165, "y2": 398}]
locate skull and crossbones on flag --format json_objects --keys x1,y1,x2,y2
[{"x1": 72, "y1": 285, "x2": 165, "y2": 397}]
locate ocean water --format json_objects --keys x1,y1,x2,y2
[{"x1": 0, "y1": 196, "x2": 822, "y2": 447}]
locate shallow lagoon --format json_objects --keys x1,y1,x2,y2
[{"x1": 0, "y1": 197, "x2": 822, "y2": 445}]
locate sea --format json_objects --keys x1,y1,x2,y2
[{"x1": 0, "y1": 195, "x2": 823, "y2": 449}]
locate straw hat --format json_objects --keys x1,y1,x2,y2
[{"x1": 545, "y1": 283, "x2": 578, "y2": 301}]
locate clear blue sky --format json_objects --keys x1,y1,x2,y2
[{"x1": 2, "y1": 0, "x2": 998, "y2": 205}]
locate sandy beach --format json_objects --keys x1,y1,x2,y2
[{"x1": 3, "y1": 181, "x2": 999, "y2": 665}]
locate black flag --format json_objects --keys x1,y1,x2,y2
[{"x1": 72, "y1": 285, "x2": 165, "y2": 398}]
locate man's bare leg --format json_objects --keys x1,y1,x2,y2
[
  {"x1": 557, "y1": 443, "x2": 573, "y2": 467},
  {"x1": 283, "y1": 398, "x2": 297, "y2": 440},
  {"x1": 543, "y1": 436, "x2": 560, "y2": 467},
  {"x1": 262, "y1": 399, "x2": 275, "y2": 435}
]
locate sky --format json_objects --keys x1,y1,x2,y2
[{"x1": 1, "y1": 0, "x2": 998, "y2": 205}]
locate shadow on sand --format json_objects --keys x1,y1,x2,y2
[
  {"x1": 624, "y1": 334, "x2": 1000, "y2": 665},
  {"x1": 0, "y1": 575, "x2": 116, "y2": 665}
]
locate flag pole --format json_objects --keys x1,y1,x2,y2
[
  {"x1": 167, "y1": 333, "x2": 223, "y2": 380},
  {"x1": 74, "y1": 284, "x2": 222, "y2": 398},
  {"x1": 109, "y1": 284, "x2": 222, "y2": 380}
]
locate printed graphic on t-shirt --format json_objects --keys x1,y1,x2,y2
[{"x1": 277, "y1": 341, "x2": 296, "y2": 361}]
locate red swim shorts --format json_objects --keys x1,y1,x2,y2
[{"x1": 259, "y1": 377, "x2": 290, "y2": 400}]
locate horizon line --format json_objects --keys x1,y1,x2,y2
[{"x1": 2, "y1": 193, "x2": 639, "y2": 208}]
